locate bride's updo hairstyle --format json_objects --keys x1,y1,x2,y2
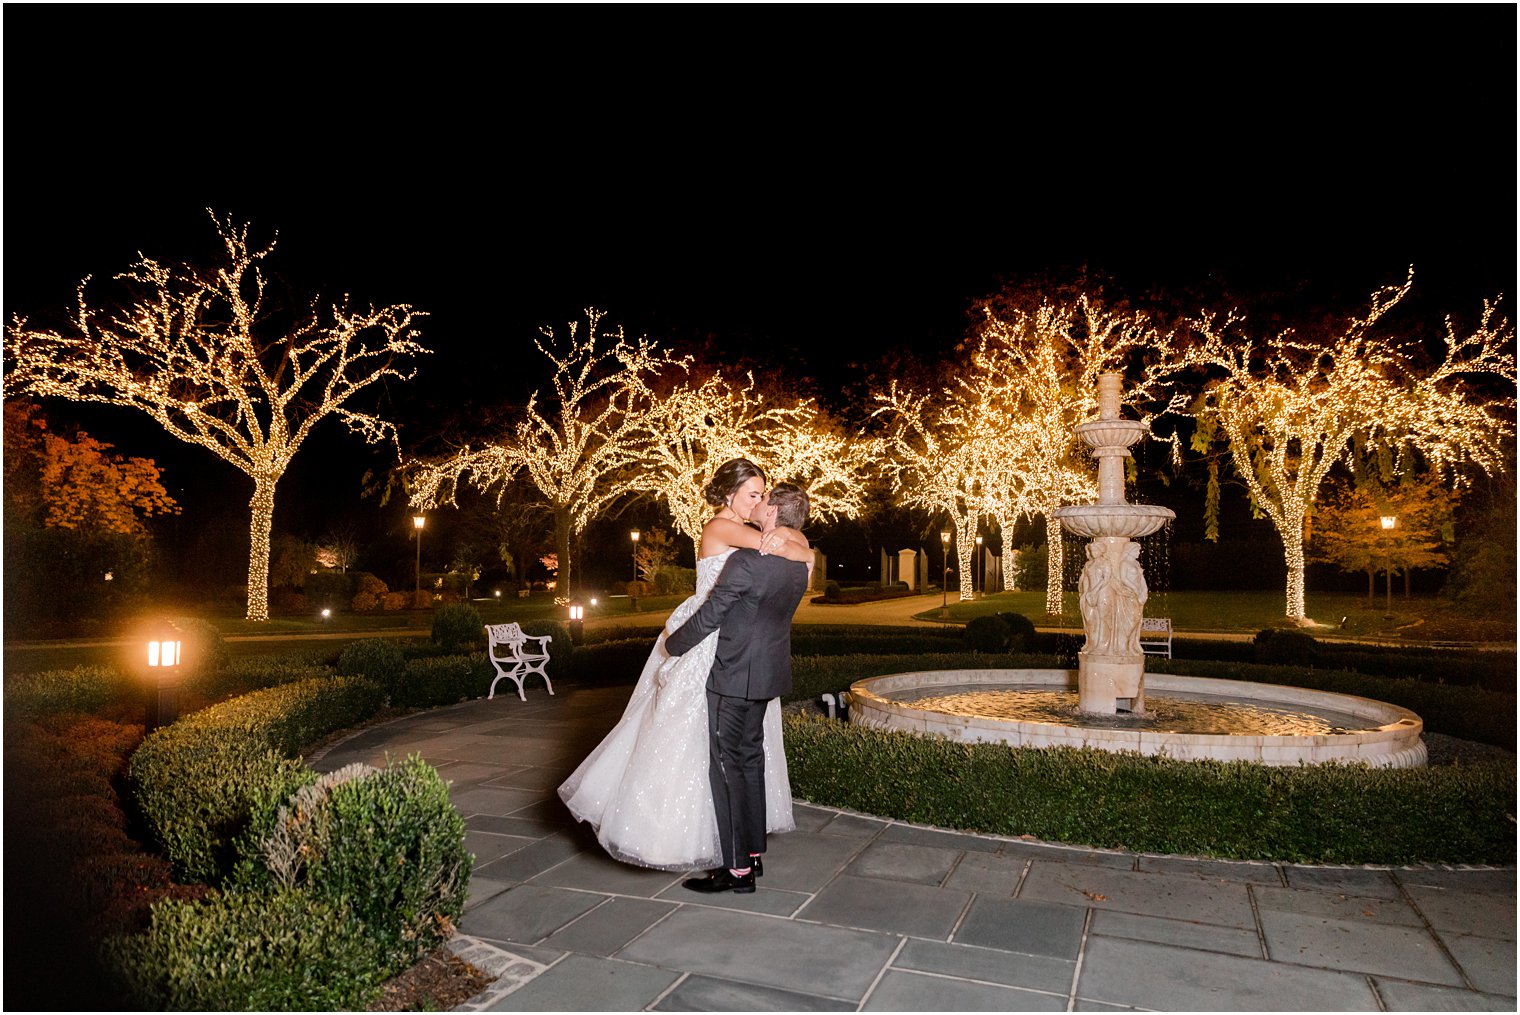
[{"x1": 704, "y1": 458, "x2": 766, "y2": 508}]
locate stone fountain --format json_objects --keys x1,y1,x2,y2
[
  {"x1": 1052, "y1": 372, "x2": 1173, "y2": 715},
  {"x1": 845, "y1": 372, "x2": 1427, "y2": 768}
]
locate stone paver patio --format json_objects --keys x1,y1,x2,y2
[{"x1": 310, "y1": 686, "x2": 1516, "y2": 1012}]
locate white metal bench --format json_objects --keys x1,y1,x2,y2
[
  {"x1": 1139, "y1": 617, "x2": 1172, "y2": 658},
  {"x1": 484, "y1": 622, "x2": 555, "y2": 701}
]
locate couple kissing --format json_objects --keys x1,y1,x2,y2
[{"x1": 559, "y1": 459, "x2": 813, "y2": 894}]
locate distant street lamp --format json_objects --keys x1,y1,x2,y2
[
  {"x1": 940, "y1": 530, "x2": 951, "y2": 617},
  {"x1": 413, "y1": 514, "x2": 426, "y2": 598},
  {"x1": 1380, "y1": 515, "x2": 1397, "y2": 616},
  {"x1": 146, "y1": 619, "x2": 182, "y2": 731},
  {"x1": 629, "y1": 529, "x2": 641, "y2": 611},
  {"x1": 974, "y1": 535, "x2": 984, "y2": 596}
]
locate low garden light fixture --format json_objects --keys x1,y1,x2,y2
[
  {"x1": 568, "y1": 602, "x2": 585, "y2": 643},
  {"x1": 146, "y1": 618, "x2": 183, "y2": 731}
]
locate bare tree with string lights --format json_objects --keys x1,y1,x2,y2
[
  {"x1": 629, "y1": 369, "x2": 876, "y2": 558},
  {"x1": 1187, "y1": 271, "x2": 1515, "y2": 622},
  {"x1": 407, "y1": 308, "x2": 685, "y2": 600},
  {"x1": 4, "y1": 212, "x2": 429, "y2": 621}
]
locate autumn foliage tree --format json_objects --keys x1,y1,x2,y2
[
  {"x1": 3, "y1": 401, "x2": 179, "y2": 632},
  {"x1": 4, "y1": 213, "x2": 429, "y2": 620},
  {"x1": 1309, "y1": 475, "x2": 1456, "y2": 602}
]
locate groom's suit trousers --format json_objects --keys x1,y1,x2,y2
[{"x1": 707, "y1": 690, "x2": 767, "y2": 870}]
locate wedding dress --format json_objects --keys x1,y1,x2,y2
[{"x1": 558, "y1": 548, "x2": 795, "y2": 870}]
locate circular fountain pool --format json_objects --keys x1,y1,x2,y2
[{"x1": 848, "y1": 669, "x2": 1427, "y2": 768}]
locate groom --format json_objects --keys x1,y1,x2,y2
[{"x1": 665, "y1": 482, "x2": 811, "y2": 894}]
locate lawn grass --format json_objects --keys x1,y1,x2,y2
[{"x1": 914, "y1": 589, "x2": 1515, "y2": 643}]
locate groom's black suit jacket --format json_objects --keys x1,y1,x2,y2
[{"x1": 665, "y1": 548, "x2": 808, "y2": 700}]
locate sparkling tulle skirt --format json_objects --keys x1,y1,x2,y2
[{"x1": 557, "y1": 579, "x2": 794, "y2": 871}]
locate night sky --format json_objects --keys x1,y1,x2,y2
[{"x1": 4, "y1": 10, "x2": 1514, "y2": 588}]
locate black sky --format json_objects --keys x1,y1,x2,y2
[{"x1": 4, "y1": 9, "x2": 1515, "y2": 579}]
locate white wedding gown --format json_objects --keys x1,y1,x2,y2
[{"x1": 558, "y1": 548, "x2": 795, "y2": 870}]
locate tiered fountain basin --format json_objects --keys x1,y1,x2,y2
[
  {"x1": 848, "y1": 669, "x2": 1427, "y2": 768},
  {"x1": 1053, "y1": 504, "x2": 1174, "y2": 539}
]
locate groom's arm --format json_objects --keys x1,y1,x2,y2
[{"x1": 665, "y1": 552, "x2": 757, "y2": 656}]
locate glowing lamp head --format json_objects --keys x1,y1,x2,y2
[
  {"x1": 940, "y1": 531, "x2": 950, "y2": 544},
  {"x1": 321, "y1": 608, "x2": 332, "y2": 620},
  {"x1": 413, "y1": 514, "x2": 426, "y2": 530},
  {"x1": 568, "y1": 604, "x2": 584, "y2": 621},
  {"x1": 1380, "y1": 515, "x2": 1397, "y2": 530},
  {"x1": 146, "y1": 619, "x2": 182, "y2": 670},
  {"x1": 630, "y1": 529, "x2": 640, "y2": 543},
  {"x1": 590, "y1": 597, "x2": 598, "y2": 607}
]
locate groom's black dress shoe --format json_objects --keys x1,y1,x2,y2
[
  {"x1": 751, "y1": 856, "x2": 763, "y2": 877},
  {"x1": 683, "y1": 869, "x2": 756, "y2": 894}
]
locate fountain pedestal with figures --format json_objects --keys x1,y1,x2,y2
[
  {"x1": 846, "y1": 372, "x2": 1426, "y2": 768},
  {"x1": 1053, "y1": 372, "x2": 1173, "y2": 715}
]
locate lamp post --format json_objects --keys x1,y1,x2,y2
[
  {"x1": 1380, "y1": 515, "x2": 1397, "y2": 617},
  {"x1": 568, "y1": 602, "x2": 585, "y2": 644},
  {"x1": 146, "y1": 619, "x2": 182, "y2": 731},
  {"x1": 974, "y1": 535, "x2": 984, "y2": 597},
  {"x1": 939, "y1": 530, "x2": 951, "y2": 618},
  {"x1": 413, "y1": 514, "x2": 426, "y2": 598},
  {"x1": 629, "y1": 530, "x2": 641, "y2": 611}
]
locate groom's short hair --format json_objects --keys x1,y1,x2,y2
[{"x1": 768, "y1": 483, "x2": 809, "y2": 530}]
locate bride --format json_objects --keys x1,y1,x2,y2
[{"x1": 558, "y1": 458, "x2": 813, "y2": 870}]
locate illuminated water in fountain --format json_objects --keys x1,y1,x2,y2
[{"x1": 849, "y1": 372, "x2": 1427, "y2": 768}]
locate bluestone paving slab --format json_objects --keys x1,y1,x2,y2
[
  {"x1": 1088, "y1": 909, "x2": 1264, "y2": 958},
  {"x1": 1440, "y1": 931, "x2": 1520, "y2": 996},
  {"x1": 953, "y1": 896, "x2": 1086, "y2": 960},
  {"x1": 863, "y1": 969, "x2": 1066, "y2": 1011},
  {"x1": 1374, "y1": 978, "x2": 1518, "y2": 1012},
  {"x1": 464, "y1": 883, "x2": 607, "y2": 945},
  {"x1": 473, "y1": 835, "x2": 586, "y2": 884},
  {"x1": 480, "y1": 954, "x2": 679, "y2": 1011},
  {"x1": 465, "y1": 813, "x2": 564, "y2": 839},
  {"x1": 1258, "y1": 907, "x2": 1462, "y2": 983},
  {"x1": 790, "y1": 803, "x2": 838, "y2": 832},
  {"x1": 653, "y1": 881, "x2": 811, "y2": 918},
  {"x1": 819, "y1": 812, "x2": 890, "y2": 838},
  {"x1": 1072, "y1": 1001, "x2": 1138, "y2": 1011},
  {"x1": 1405, "y1": 884, "x2": 1517, "y2": 939},
  {"x1": 465, "y1": 876, "x2": 513, "y2": 909},
  {"x1": 435, "y1": 761, "x2": 521, "y2": 784},
  {"x1": 1281, "y1": 864, "x2": 1402, "y2": 897},
  {"x1": 758, "y1": 830, "x2": 870, "y2": 892},
  {"x1": 876, "y1": 822, "x2": 1004, "y2": 853},
  {"x1": 464, "y1": 830, "x2": 538, "y2": 867},
  {"x1": 1019, "y1": 860, "x2": 1256, "y2": 928},
  {"x1": 451, "y1": 785, "x2": 550, "y2": 815},
  {"x1": 893, "y1": 938, "x2": 1076, "y2": 994},
  {"x1": 942, "y1": 850, "x2": 1029, "y2": 895},
  {"x1": 506, "y1": 798, "x2": 576, "y2": 823},
  {"x1": 1001, "y1": 841, "x2": 1137, "y2": 868},
  {"x1": 542, "y1": 896, "x2": 676, "y2": 956},
  {"x1": 486, "y1": 766, "x2": 573, "y2": 793},
  {"x1": 1399, "y1": 868, "x2": 1516, "y2": 895},
  {"x1": 654, "y1": 974, "x2": 856, "y2": 1011},
  {"x1": 531, "y1": 849, "x2": 686, "y2": 897},
  {"x1": 1075, "y1": 935, "x2": 1381, "y2": 1010},
  {"x1": 1252, "y1": 882, "x2": 1425, "y2": 926},
  {"x1": 797, "y1": 873, "x2": 970, "y2": 939},
  {"x1": 1134, "y1": 854, "x2": 1285, "y2": 885},
  {"x1": 846, "y1": 840, "x2": 960, "y2": 886},
  {"x1": 617, "y1": 905, "x2": 900, "y2": 1000}
]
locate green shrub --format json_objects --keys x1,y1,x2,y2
[
  {"x1": 336, "y1": 638, "x2": 408, "y2": 700},
  {"x1": 258, "y1": 756, "x2": 470, "y2": 969},
  {"x1": 1253, "y1": 627, "x2": 1322, "y2": 666},
  {"x1": 825, "y1": 580, "x2": 843, "y2": 597},
  {"x1": 3, "y1": 665, "x2": 131, "y2": 719},
  {"x1": 964, "y1": 614, "x2": 1010, "y2": 652},
  {"x1": 569, "y1": 638, "x2": 655, "y2": 685},
  {"x1": 187, "y1": 654, "x2": 332, "y2": 699},
  {"x1": 784, "y1": 714, "x2": 1515, "y2": 864},
  {"x1": 104, "y1": 889, "x2": 383, "y2": 1010},
  {"x1": 392, "y1": 654, "x2": 491, "y2": 709},
  {"x1": 170, "y1": 616, "x2": 230, "y2": 674},
  {"x1": 998, "y1": 612, "x2": 1038, "y2": 652},
  {"x1": 652, "y1": 565, "x2": 697, "y2": 596},
  {"x1": 431, "y1": 602, "x2": 484, "y2": 652},
  {"x1": 129, "y1": 677, "x2": 384, "y2": 883},
  {"x1": 1012, "y1": 542, "x2": 1047, "y2": 590},
  {"x1": 304, "y1": 570, "x2": 352, "y2": 610}
]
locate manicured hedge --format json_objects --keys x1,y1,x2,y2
[
  {"x1": 784, "y1": 714, "x2": 1516, "y2": 865},
  {"x1": 2, "y1": 665, "x2": 132, "y2": 720},
  {"x1": 129, "y1": 677, "x2": 385, "y2": 883}
]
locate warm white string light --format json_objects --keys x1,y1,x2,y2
[{"x1": 4, "y1": 211, "x2": 428, "y2": 621}]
